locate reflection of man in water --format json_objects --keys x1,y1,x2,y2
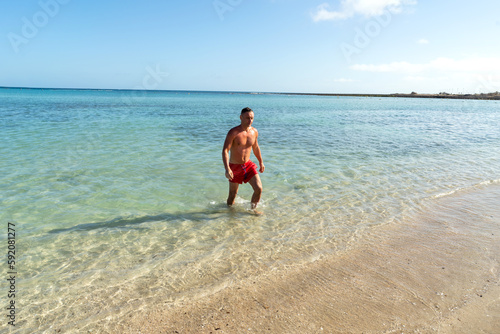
[{"x1": 222, "y1": 107, "x2": 265, "y2": 213}]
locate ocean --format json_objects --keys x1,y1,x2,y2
[{"x1": 1, "y1": 88, "x2": 499, "y2": 332}]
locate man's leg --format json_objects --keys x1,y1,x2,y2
[
  {"x1": 227, "y1": 182, "x2": 239, "y2": 206},
  {"x1": 248, "y1": 174, "x2": 263, "y2": 210}
]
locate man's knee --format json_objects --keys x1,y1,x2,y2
[{"x1": 253, "y1": 182, "x2": 263, "y2": 195}]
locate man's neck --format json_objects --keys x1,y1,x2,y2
[{"x1": 240, "y1": 124, "x2": 251, "y2": 132}]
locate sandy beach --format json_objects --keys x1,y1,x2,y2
[{"x1": 117, "y1": 184, "x2": 500, "y2": 333}]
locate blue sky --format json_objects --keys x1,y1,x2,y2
[{"x1": 1, "y1": 0, "x2": 500, "y2": 94}]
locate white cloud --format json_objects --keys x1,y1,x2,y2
[
  {"x1": 334, "y1": 78, "x2": 356, "y2": 82},
  {"x1": 404, "y1": 75, "x2": 428, "y2": 82},
  {"x1": 312, "y1": 3, "x2": 352, "y2": 21},
  {"x1": 351, "y1": 61, "x2": 425, "y2": 73},
  {"x1": 350, "y1": 57, "x2": 500, "y2": 73},
  {"x1": 417, "y1": 38, "x2": 429, "y2": 44},
  {"x1": 312, "y1": 0, "x2": 417, "y2": 22},
  {"x1": 350, "y1": 57, "x2": 500, "y2": 93}
]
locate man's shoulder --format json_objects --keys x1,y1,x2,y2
[
  {"x1": 228, "y1": 125, "x2": 242, "y2": 135},
  {"x1": 248, "y1": 126, "x2": 258, "y2": 137}
]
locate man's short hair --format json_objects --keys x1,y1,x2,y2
[{"x1": 241, "y1": 107, "x2": 253, "y2": 114}]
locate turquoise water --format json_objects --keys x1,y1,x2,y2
[{"x1": 1, "y1": 88, "x2": 500, "y2": 332}]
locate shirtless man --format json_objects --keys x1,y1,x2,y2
[{"x1": 222, "y1": 107, "x2": 265, "y2": 213}]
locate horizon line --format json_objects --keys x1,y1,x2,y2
[{"x1": 1, "y1": 86, "x2": 499, "y2": 100}]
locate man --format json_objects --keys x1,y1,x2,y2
[{"x1": 222, "y1": 107, "x2": 265, "y2": 213}]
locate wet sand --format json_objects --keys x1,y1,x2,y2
[{"x1": 120, "y1": 184, "x2": 500, "y2": 333}]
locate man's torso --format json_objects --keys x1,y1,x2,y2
[{"x1": 229, "y1": 126, "x2": 257, "y2": 164}]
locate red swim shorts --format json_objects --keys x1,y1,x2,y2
[{"x1": 229, "y1": 160, "x2": 258, "y2": 184}]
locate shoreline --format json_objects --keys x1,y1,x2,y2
[
  {"x1": 275, "y1": 92, "x2": 500, "y2": 100},
  {"x1": 2, "y1": 86, "x2": 500, "y2": 101},
  {"x1": 118, "y1": 184, "x2": 500, "y2": 333}
]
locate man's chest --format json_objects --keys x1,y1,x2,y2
[{"x1": 233, "y1": 132, "x2": 256, "y2": 147}]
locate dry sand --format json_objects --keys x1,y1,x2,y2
[{"x1": 119, "y1": 184, "x2": 500, "y2": 333}]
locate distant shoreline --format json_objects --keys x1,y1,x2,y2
[
  {"x1": 1, "y1": 86, "x2": 499, "y2": 100},
  {"x1": 272, "y1": 91, "x2": 500, "y2": 100},
  {"x1": 272, "y1": 92, "x2": 500, "y2": 100}
]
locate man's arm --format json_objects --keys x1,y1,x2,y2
[
  {"x1": 222, "y1": 129, "x2": 235, "y2": 180},
  {"x1": 252, "y1": 131, "x2": 265, "y2": 173}
]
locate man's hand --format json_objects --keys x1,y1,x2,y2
[
  {"x1": 259, "y1": 163, "x2": 265, "y2": 173},
  {"x1": 225, "y1": 169, "x2": 234, "y2": 180}
]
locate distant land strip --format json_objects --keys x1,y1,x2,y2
[
  {"x1": 275, "y1": 91, "x2": 500, "y2": 100},
  {"x1": 1, "y1": 86, "x2": 500, "y2": 100}
]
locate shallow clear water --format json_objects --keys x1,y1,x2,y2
[{"x1": 1, "y1": 88, "x2": 499, "y2": 332}]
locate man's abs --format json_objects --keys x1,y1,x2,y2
[{"x1": 229, "y1": 147, "x2": 252, "y2": 164}]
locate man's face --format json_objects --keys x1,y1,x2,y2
[{"x1": 240, "y1": 111, "x2": 254, "y2": 127}]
